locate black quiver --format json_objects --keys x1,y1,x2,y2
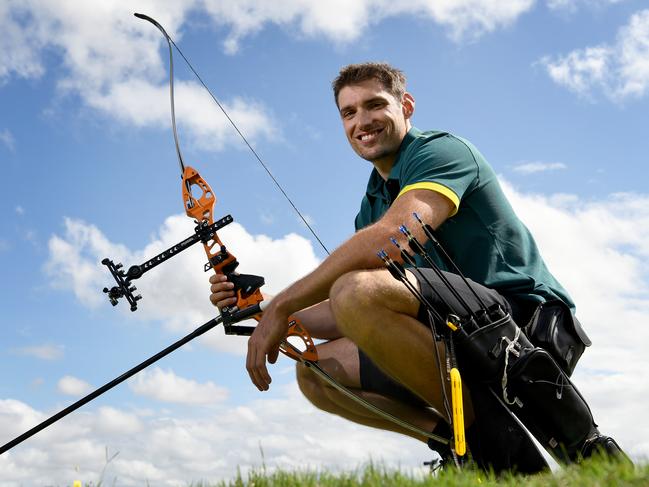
[
  {"x1": 385, "y1": 217, "x2": 621, "y2": 469},
  {"x1": 455, "y1": 305, "x2": 599, "y2": 464}
]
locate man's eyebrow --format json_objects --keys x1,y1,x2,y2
[
  {"x1": 339, "y1": 96, "x2": 389, "y2": 114},
  {"x1": 364, "y1": 95, "x2": 389, "y2": 104},
  {"x1": 339, "y1": 103, "x2": 352, "y2": 114}
]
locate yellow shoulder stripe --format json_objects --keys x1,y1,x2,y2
[{"x1": 397, "y1": 182, "x2": 460, "y2": 216}]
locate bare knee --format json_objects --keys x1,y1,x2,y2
[
  {"x1": 330, "y1": 271, "x2": 378, "y2": 340},
  {"x1": 329, "y1": 270, "x2": 366, "y2": 311}
]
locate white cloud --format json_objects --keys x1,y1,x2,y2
[
  {"x1": 546, "y1": 0, "x2": 571, "y2": 8},
  {"x1": 0, "y1": 2, "x2": 46, "y2": 81},
  {"x1": 0, "y1": 0, "x2": 540, "y2": 157},
  {"x1": 95, "y1": 407, "x2": 143, "y2": 435},
  {"x1": 539, "y1": 9, "x2": 649, "y2": 101},
  {"x1": 46, "y1": 217, "x2": 128, "y2": 309},
  {"x1": 512, "y1": 161, "x2": 567, "y2": 174},
  {"x1": 1, "y1": 0, "x2": 537, "y2": 83},
  {"x1": 128, "y1": 367, "x2": 228, "y2": 405},
  {"x1": 13, "y1": 344, "x2": 64, "y2": 361},
  {"x1": 57, "y1": 375, "x2": 92, "y2": 396},
  {"x1": 0, "y1": 384, "x2": 432, "y2": 486},
  {"x1": 0, "y1": 128, "x2": 15, "y2": 151},
  {"x1": 616, "y1": 9, "x2": 649, "y2": 98},
  {"x1": 547, "y1": 0, "x2": 627, "y2": 14},
  {"x1": 0, "y1": 0, "x2": 276, "y2": 151},
  {"x1": 419, "y1": 0, "x2": 535, "y2": 42},
  {"x1": 540, "y1": 46, "x2": 612, "y2": 96},
  {"x1": 87, "y1": 78, "x2": 277, "y2": 152},
  {"x1": 204, "y1": 0, "x2": 535, "y2": 52},
  {"x1": 45, "y1": 215, "x2": 321, "y2": 354},
  {"x1": 0, "y1": 0, "x2": 539, "y2": 154},
  {"x1": 502, "y1": 181, "x2": 649, "y2": 458}
]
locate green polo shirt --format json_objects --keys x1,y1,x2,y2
[{"x1": 355, "y1": 127, "x2": 575, "y2": 310}]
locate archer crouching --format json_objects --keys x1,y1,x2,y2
[{"x1": 210, "y1": 62, "x2": 627, "y2": 471}]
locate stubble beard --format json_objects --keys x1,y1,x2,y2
[
  {"x1": 354, "y1": 137, "x2": 400, "y2": 165},
  {"x1": 357, "y1": 146, "x2": 391, "y2": 163}
]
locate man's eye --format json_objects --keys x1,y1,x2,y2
[{"x1": 342, "y1": 111, "x2": 354, "y2": 119}]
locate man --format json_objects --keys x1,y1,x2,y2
[{"x1": 210, "y1": 62, "x2": 623, "y2": 469}]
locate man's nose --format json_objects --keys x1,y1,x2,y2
[{"x1": 357, "y1": 109, "x2": 374, "y2": 128}]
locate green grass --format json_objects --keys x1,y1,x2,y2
[{"x1": 193, "y1": 456, "x2": 648, "y2": 487}]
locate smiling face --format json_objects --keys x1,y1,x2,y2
[{"x1": 337, "y1": 78, "x2": 414, "y2": 174}]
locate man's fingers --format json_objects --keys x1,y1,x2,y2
[
  {"x1": 210, "y1": 280, "x2": 234, "y2": 293},
  {"x1": 209, "y1": 292, "x2": 237, "y2": 307},
  {"x1": 245, "y1": 313, "x2": 287, "y2": 392},
  {"x1": 208, "y1": 274, "x2": 229, "y2": 284},
  {"x1": 251, "y1": 337, "x2": 272, "y2": 389},
  {"x1": 209, "y1": 278, "x2": 236, "y2": 309},
  {"x1": 268, "y1": 346, "x2": 280, "y2": 364},
  {"x1": 209, "y1": 290, "x2": 234, "y2": 301},
  {"x1": 255, "y1": 356, "x2": 272, "y2": 390},
  {"x1": 245, "y1": 341, "x2": 260, "y2": 390},
  {"x1": 246, "y1": 339, "x2": 272, "y2": 391}
]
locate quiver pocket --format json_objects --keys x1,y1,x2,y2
[
  {"x1": 456, "y1": 314, "x2": 533, "y2": 384},
  {"x1": 523, "y1": 300, "x2": 591, "y2": 376}
]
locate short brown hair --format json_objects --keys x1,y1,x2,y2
[{"x1": 332, "y1": 62, "x2": 407, "y2": 107}]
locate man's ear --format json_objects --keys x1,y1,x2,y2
[{"x1": 402, "y1": 93, "x2": 415, "y2": 119}]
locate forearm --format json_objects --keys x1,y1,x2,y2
[
  {"x1": 292, "y1": 300, "x2": 340, "y2": 339},
  {"x1": 271, "y1": 188, "x2": 452, "y2": 318},
  {"x1": 272, "y1": 221, "x2": 393, "y2": 315}
]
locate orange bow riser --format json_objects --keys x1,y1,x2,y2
[{"x1": 180, "y1": 164, "x2": 317, "y2": 362}]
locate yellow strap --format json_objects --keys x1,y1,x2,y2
[
  {"x1": 450, "y1": 367, "x2": 466, "y2": 456},
  {"x1": 397, "y1": 182, "x2": 460, "y2": 216}
]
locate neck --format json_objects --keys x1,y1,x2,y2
[
  {"x1": 373, "y1": 156, "x2": 395, "y2": 181},
  {"x1": 373, "y1": 123, "x2": 411, "y2": 180}
]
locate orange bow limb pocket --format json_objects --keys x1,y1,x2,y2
[
  {"x1": 279, "y1": 318, "x2": 318, "y2": 362},
  {"x1": 182, "y1": 166, "x2": 215, "y2": 221},
  {"x1": 220, "y1": 304, "x2": 318, "y2": 363},
  {"x1": 181, "y1": 165, "x2": 240, "y2": 275}
]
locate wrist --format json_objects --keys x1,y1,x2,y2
[{"x1": 269, "y1": 290, "x2": 296, "y2": 316}]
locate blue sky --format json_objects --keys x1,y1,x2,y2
[{"x1": 2, "y1": 0, "x2": 649, "y2": 484}]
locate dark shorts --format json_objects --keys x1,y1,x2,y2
[{"x1": 358, "y1": 268, "x2": 523, "y2": 406}]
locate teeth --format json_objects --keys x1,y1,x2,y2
[{"x1": 360, "y1": 131, "x2": 378, "y2": 141}]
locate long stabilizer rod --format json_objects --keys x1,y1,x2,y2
[{"x1": 0, "y1": 316, "x2": 223, "y2": 455}]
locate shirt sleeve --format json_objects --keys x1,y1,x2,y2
[{"x1": 396, "y1": 134, "x2": 479, "y2": 216}]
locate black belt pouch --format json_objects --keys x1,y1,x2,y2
[{"x1": 523, "y1": 299, "x2": 591, "y2": 376}]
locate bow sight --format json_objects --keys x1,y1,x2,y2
[
  {"x1": 101, "y1": 212, "x2": 270, "y2": 334},
  {"x1": 102, "y1": 214, "x2": 238, "y2": 311}
]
